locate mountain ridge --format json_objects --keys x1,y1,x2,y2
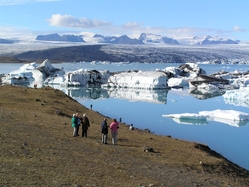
[{"x1": 1, "y1": 33, "x2": 245, "y2": 45}]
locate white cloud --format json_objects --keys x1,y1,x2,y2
[
  {"x1": 0, "y1": 25, "x2": 36, "y2": 40},
  {"x1": 0, "y1": 0, "x2": 61, "y2": 6},
  {"x1": 48, "y1": 14, "x2": 112, "y2": 28},
  {"x1": 233, "y1": 26, "x2": 242, "y2": 31}
]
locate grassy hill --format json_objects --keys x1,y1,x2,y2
[{"x1": 0, "y1": 84, "x2": 249, "y2": 186}]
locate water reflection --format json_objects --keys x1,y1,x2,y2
[
  {"x1": 189, "y1": 88, "x2": 226, "y2": 100},
  {"x1": 172, "y1": 118, "x2": 208, "y2": 125},
  {"x1": 207, "y1": 117, "x2": 249, "y2": 127},
  {"x1": 54, "y1": 86, "x2": 169, "y2": 104},
  {"x1": 171, "y1": 116, "x2": 249, "y2": 127}
]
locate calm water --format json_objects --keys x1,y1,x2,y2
[{"x1": 1, "y1": 62, "x2": 249, "y2": 170}]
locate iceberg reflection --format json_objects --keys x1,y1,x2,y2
[{"x1": 51, "y1": 86, "x2": 168, "y2": 104}]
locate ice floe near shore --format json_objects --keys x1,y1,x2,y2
[{"x1": 163, "y1": 109, "x2": 249, "y2": 127}]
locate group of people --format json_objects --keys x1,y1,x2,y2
[
  {"x1": 71, "y1": 113, "x2": 120, "y2": 145},
  {"x1": 101, "y1": 118, "x2": 119, "y2": 145},
  {"x1": 71, "y1": 113, "x2": 90, "y2": 138}
]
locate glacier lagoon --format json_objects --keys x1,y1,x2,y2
[{"x1": 1, "y1": 62, "x2": 249, "y2": 170}]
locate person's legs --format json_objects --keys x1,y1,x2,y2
[
  {"x1": 112, "y1": 132, "x2": 117, "y2": 145},
  {"x1": 102, "y1": 134, "x2": 105, "y2": 143},
  {"x1": 104, "y1": 134, "x2": 107, "y2": 144},
  {"x1": 113, "y1": 132, "x2": 117, "y2": 145},
  {"x1": 111, "y1": 132, "x2": 115, "y2": 145},
  {"x1": 102, "y1": 134, "x2": 107, "y2": 144},
  {"x1": 73, "y1": 128, "x2": 77, "y2": 137},
  {"x1": 82, "y1": 129, "x2": 84, "y2": 137},
  {"x1": 82, "y1": 130, "x2": 87, "y2": 137},
  {"x1": 76, "y1": 126, "x2": 79, "y2": 136}
]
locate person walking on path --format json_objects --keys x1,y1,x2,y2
[
  {"x1": 71, "y1": 114, "x2": 78, "y2": 137},
  {"x1": 109, "y1": 118, "x2": 119, "y2": 145},
  {"x1": 81, "y1": 113, "x2": 90, "y2": 138},
  {"x1": 101, "y1": 118, "x2": 108, "y2": 144}
]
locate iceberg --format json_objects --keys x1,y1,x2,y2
[
  {"x1": 199, "y1": 109, "x2": 249, "y2": 121},
  {"x1": 102, "y1": 71, "x2": 168, "y2": 89},
  {"x1": 1, "y1": 59, "x2": 64, "y2": 87},
  {"x1": 163, "y1": 109, "x2": 249, "y2": 127},
  {"x1": 2, "y1": 59, "x2": 249, "y2": 100},
  {"x1": 223, "y1": 87, "x2": 249, "y2": 108}
]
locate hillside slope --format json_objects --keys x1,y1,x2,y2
[{"x1": 0, "y1": 85, "x2": 249, "y2": 186}]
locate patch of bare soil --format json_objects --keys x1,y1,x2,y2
[{"x1": 0, "y1": 85, "x2": 249, "y2": 187}]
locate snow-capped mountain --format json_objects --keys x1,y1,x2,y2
[
  {"x1": 93, "y1": 34, "x2": 143, "y2": 44},
  {"x1": 36, "y1": 33, "x2": 85, "y2": 42},
  {"x1": 178, "y1": 35, "x2": 240, "y2": 45},
  {"x1": 138, "y1": 33, "x2": 179, "y2": 45},
  {"x1": 1, "y1": 32, "x2": 245, "y2": 45}
]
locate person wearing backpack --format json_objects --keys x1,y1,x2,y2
[{"x1": 101, "y1": 118, "x2": 108, "y2": 144}]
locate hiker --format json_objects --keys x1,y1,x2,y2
[
  {"x1": 101, "y1": 118, "x2": 108, "y2": 144},
  {"x1": 129, "y1": 124, "x2": 134, "y2": 130},
  {"x1": 109, "y1": 118, "x2": 119, "y2": 145},
  {"x1": 90, "y1": 104, "x2": 92, "y2": 110},
  {"x1": 81, "y1": 113, "x2": 90, "y2": 138},
  {"x1": 71, "y1": 114, "x2": 78, "y2": 137}
]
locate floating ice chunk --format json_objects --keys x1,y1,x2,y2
[
  {"x1": 37, "y1": 59, "x2": 64, "y2": 77},
  {"x1": 163, "y1": 109, "x2": 249, "y2": 127},
  {"x1": 103, "y1": 71, "x2": 168, "y2": 89},
  {"x1": 8, "y1": 62, "x2": 37, "y2": 78},
  {"x1": 66, "y1": 69, "x2": 111, "y2": 86},
  {"x1": 199, "y1": 109, "x2": 249, "y2": 121},
  {"x1": 223, "y1": 87, "x2": 249, "y2": 107},
  {"x1": 167, "y1": 77, "x2": 189, "y2": 87}
]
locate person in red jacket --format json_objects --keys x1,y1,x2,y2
[{"x1": 109, "y1": 118, "x2": 119, "y2": 145}]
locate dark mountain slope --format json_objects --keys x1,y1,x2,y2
[{"x1": 14, "y1": 45, "x2": 120, "y2": 63}]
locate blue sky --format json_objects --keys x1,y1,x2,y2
[{"x1": 0, "y1": 0, "x2": 248, "y2": 42}]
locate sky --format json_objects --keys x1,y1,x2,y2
[{"x1": 0, "y1": 0, "x2": 249, "y2": 42}]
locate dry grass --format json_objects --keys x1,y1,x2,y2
[{"x1": 0, "y1": 84, "x2": 249, "y2": 187}]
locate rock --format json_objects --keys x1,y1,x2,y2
[{"x1": 143, "y1": 146, "x2": 154, "y2": 152}]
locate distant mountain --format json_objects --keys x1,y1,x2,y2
[
  {"x1": 93, "y1": 34, "x2": 118, "y2": 43},
  {"x1": 138, "y1": 33, "x2": 179, "y2": 44},
  {"x1": 94, "y1": 34, "x2": 143, "y2": 44},
  {"x1": 36, "y1": 33, "x2": 85, "y2": 42},
  {"x1": 0, "y1": 38, "x2": 17, "y2": 44},
  {"x1": 32, "y1": 33, "x2": 245, "y2": 45},
  {"x1": 178, "y1": 35, "x2": 240, "y2": 45},
  {"x1": 199, "y1": 36, "x2": 239, "y2": 45}
]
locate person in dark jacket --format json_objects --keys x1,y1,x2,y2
[
  {"x1": 101, "y1": 118, "x2": 108, "y2": 144},
  {"x1": 81, "y1": 113, "x2": 90, "y2": 138}
]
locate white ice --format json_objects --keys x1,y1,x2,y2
[
  {"x1": 223, "y1": 87, "x2": 249, "y2": 108},
  {"x1": 163, "y1": 109, "x2": 249, "y2": 127}
]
